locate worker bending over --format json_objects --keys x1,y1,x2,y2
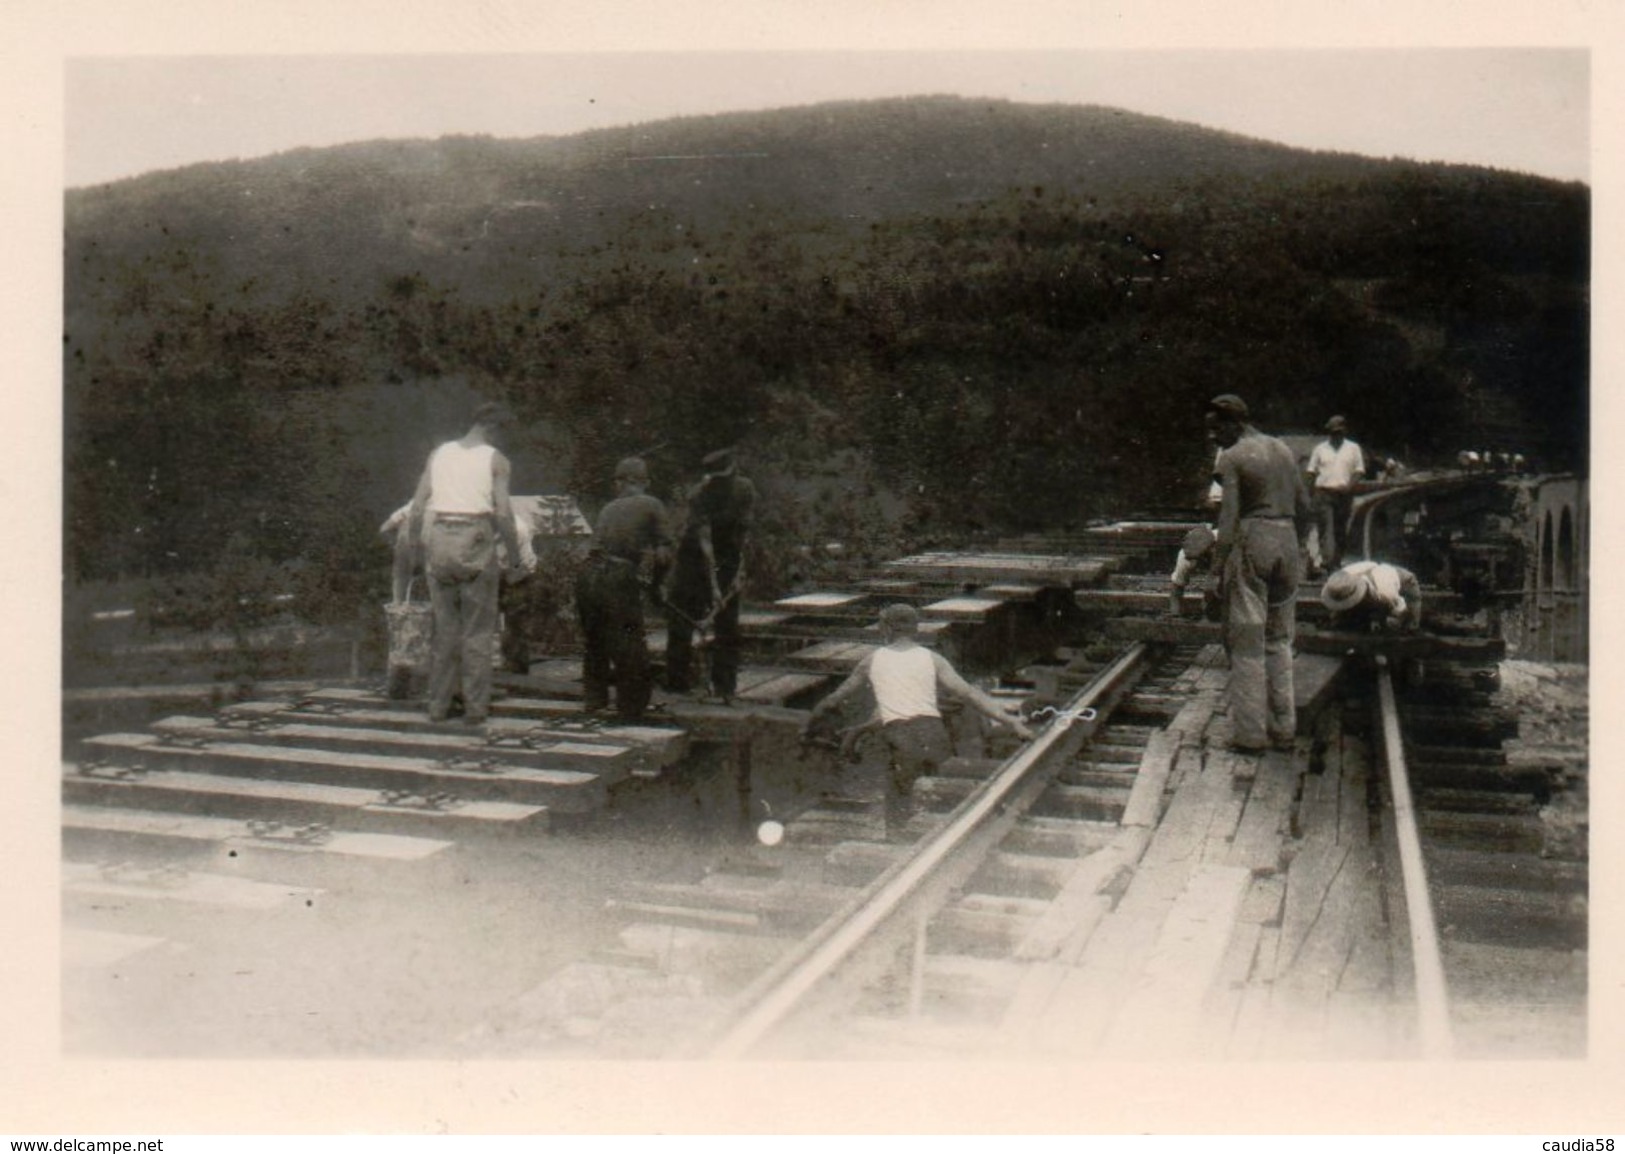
[{"x1": 1320, "y1": 560, "x2": 1423, "y2": 632}]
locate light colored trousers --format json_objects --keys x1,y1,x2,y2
[
  {"x1": 1222, "y1": 518, "x2": 1301, "y2": 749},
  {"x1": 425, "y1": 516, "x2": 500, "y2": 721}
]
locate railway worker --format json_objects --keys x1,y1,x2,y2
[
  {"x1": 404, "y1": 401, "x2": 524, "y2": 726},
  {"x1": 1166, "y1": 524, "x2": 1218, "y2": 618},
  {"x1": 1320, "y1": 559, "x2": 1423, "y2": 633},
  {"x1": 575, "y1": 457, "x2": 673, "y2": 720},
  {"x1": 383, "y1": 491, "x2": 544, "y2": 685},
  {"x1": 1305, "y1": 415, "x2": 1366, "y2": 574},
  {"x1": 663, "y1": 447, "x2": 756, "y2": 705},
  {"x1": 1208, "y1": 394, "x2": 1313, "y2": 755},
  {"x1": 805, "y1": 603, "x2": 1034, "y2": 835}
]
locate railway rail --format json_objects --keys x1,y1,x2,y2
[{"x1": 58, "y1": 498, "x2": 1587, "y2": 1060}]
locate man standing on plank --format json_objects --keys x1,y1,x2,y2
[
  {"x1": 1208, "y1": 394, "x2": 1313, "y2": 755},
  {"x1": 405, "y1": 402, "x2": 522, "y2": 726}
]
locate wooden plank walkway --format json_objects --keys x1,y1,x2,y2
[{"x1": 1001, "y1": 670, "x2": 1399, "y2": 1061}]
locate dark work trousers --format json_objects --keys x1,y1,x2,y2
[
  {"x1": 664, "y1": 560, "x2": 743, "y2": 697},
  {"x1": 879, "y1": 715, "x2": 954, "y2": 830},
  {"x1": 1222, "y1": 517, "x2": 1301, "y2": 750},
  {"x1": 575, "y1": 554, "x2": 652, "y2": 720},
  {"x1": 498, "y1": 573, "x2": 548, "y2": 675},
  {"x1": 1315, "y1": 487, "x2": 1357, "y2": 569},
  {"x1": 425, "y1": 516, "x2": 500, "y2": 723}
]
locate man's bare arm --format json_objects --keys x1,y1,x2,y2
[
  {"x1": 491, "y1": 451, "x2": 521, "y2": 565},
  {"x1": 933, "y1": 654, "x2": 1033, "y2": 738},
  {"x1": 406, "y1": 468, "x2": 433, "y2": 547},
  {"x1": 806, "y1": 653, "x2": 875, "y2": 724}
]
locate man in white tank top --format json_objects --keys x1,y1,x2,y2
[
  {"x1": 405, "y1": 402, "x2": 523, "y2": 725},
  {"x1": 806, "y1": 604, "x2": 1032, "y2": 835}
]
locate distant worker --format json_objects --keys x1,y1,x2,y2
[
  {"x1": 405, "y1": 402, "x2": 523, "y2": 726},
  {"x1": 1208, "y1": 394, "x2": 1313, "y2": 755},
  {"x1": 1166, "y1": 524, "x2": 1218, "y2": 618},
  {"x1": 1320, "y1": 560, "x2": 1423, "y2": 633},
  {"x1": 805, "y1": 604, "x2": 1034, "y2": 835},
  {"x1": 1305, "y1": 415, "x2": 1365, "y2": 573},
  {"x1": 664, "y1": 447, "x2": 756, "y2": 705},
  {"x1": 575, "y1": 458, "x2": 672, "y2": 720}
]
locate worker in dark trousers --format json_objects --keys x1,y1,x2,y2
[
  {"x1": 663, "y1": 447, "x2": 755, "y2": 704},
  {"x1": 575, "y1": 458, "x2": 672, "y2": 720},
  {"x1": 1208, "y1": 394, "x2": 1313, "y2": 755}
]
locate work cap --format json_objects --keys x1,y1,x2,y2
[
  {"x1": 702, "y1": 446, "x2": 737, "y2": 473},
  {"x1": 1320, "y1": 568, "x2": 1369, "y2": 613},
  {"x1": 614, "y1": 457, "x2": 648, "y2": 484},
  {"x1": 472, "y1": 400, "x2": 514, "y2": 428},
  {"x1": 1325, "y1": 415, "x2": 1348, "y2": 433},
  {"x1": 1207, "y1": 394, "x2": 1249, "y2": 420},
  {"x1": 878, "y1": 603, "x2": 920, "y2": 632},
  {"x1": 1181, "y1": 525, "x2": 1217, "y2": 558}
]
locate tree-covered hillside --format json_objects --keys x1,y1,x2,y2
[{"x1": 64, "y1": 96, "x2": 1588, "y2": 611}]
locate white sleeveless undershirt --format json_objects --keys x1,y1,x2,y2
[
  {"x1": 427, "y1": 442, "x2": 496, "y2": 515},
  {"x1": 870, "y1": 646, "x2": 940, "y2": 723}
]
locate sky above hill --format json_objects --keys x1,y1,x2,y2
[{"x1": 66, "y1": 48, "x2": 1589, "y2": 188}]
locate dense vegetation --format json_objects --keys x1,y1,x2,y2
[{"x1": 64, "y1": 96, "x2": 1588, "y2": 625}]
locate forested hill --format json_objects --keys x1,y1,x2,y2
[{"x1": 65, "y1": 96, "x2": 1588, "y2": 603}]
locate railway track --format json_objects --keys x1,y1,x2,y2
[
  {"x1": 58, "y1": 508, "x2": 1587, "y2": 1060},
  {"x1": 1375, "y1": 655, "x2": 1588, "y2": 1058}
]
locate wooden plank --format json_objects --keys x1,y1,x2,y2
[
  {"x1": 1226, "y1": 750, "x2": 1299, "y2": 874},
  {"x1": 63, "y1": 861, "x2": 322, "y2": 911},
  {"x1": 1274, "y1": 839, "x2": 1352, "y2": 981},
  {"x1": 1117, "y1": 730, "x2": 1175, "y2": 828},
  {"x1": 62, "y1": 804, "x2": 453, "y2": 860},
  {"x1": 1237, "y1": 874, "x2": 1287, "y2": 926},
  {"x1": 735, "y1": 672, "x2": 829, "y2": 706},
  {"x1": 64, "y1": 764, "x2": 548, "y2": 833},
  {"x1": 1011, "y1": 832, "x2": 1147, "y2": 962},
  {"x1": 78, "y1": 732, "x2": 603, "y2": 811},
  {"x1": 784, "y1": 639, "x2": 878, "y2": 671},
  {"x1": 921, "y1": 597, "x2": 1004, "y2": 621},
  {"x1": 775, "y1": 591, "x2": 868, "y2": 610},
  {"x1": 1097, "y1": 864, "x2": 1253, "y2": 1058},
  {"x1": 151, "y1": 714, "x2": 641, "y2": 777},
  {"x1": 1294, "y1": 654, "x2": 1348, "y2": 718},
  {"x1": 976, "y1": 583, "x2": 1043, "y2": 602},
  {"x1": 286, "y1": 691, "x2": 689, "y2": 763},
  {"x1": 1200, "y1": 797, "x2": 1247, "y2": 862}
]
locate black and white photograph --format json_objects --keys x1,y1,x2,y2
[{"x1": 6, "y1": 0, "x2": 1622, "y2": 1139}]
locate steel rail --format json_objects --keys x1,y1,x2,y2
[
  {"x1": 703, "y1": 642, "x2": 1149, "y2": 1060},
  {"x1": 1375, "y1": 654, "x2": 1455, "y2": 1059}
]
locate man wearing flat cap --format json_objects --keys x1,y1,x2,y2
[
  {"x1": 575, "y1": 456, "x2": 672, "y2": 720},
  {"x1": 1207, "y1": 394, "x2": 1314, "y2": 754},
  {"x1": 1305, "y1": 414, "x2": 1366, "y2": 573},
  {"x1": 663, "y1": 447, "x2": 756, "y2": 703}
]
